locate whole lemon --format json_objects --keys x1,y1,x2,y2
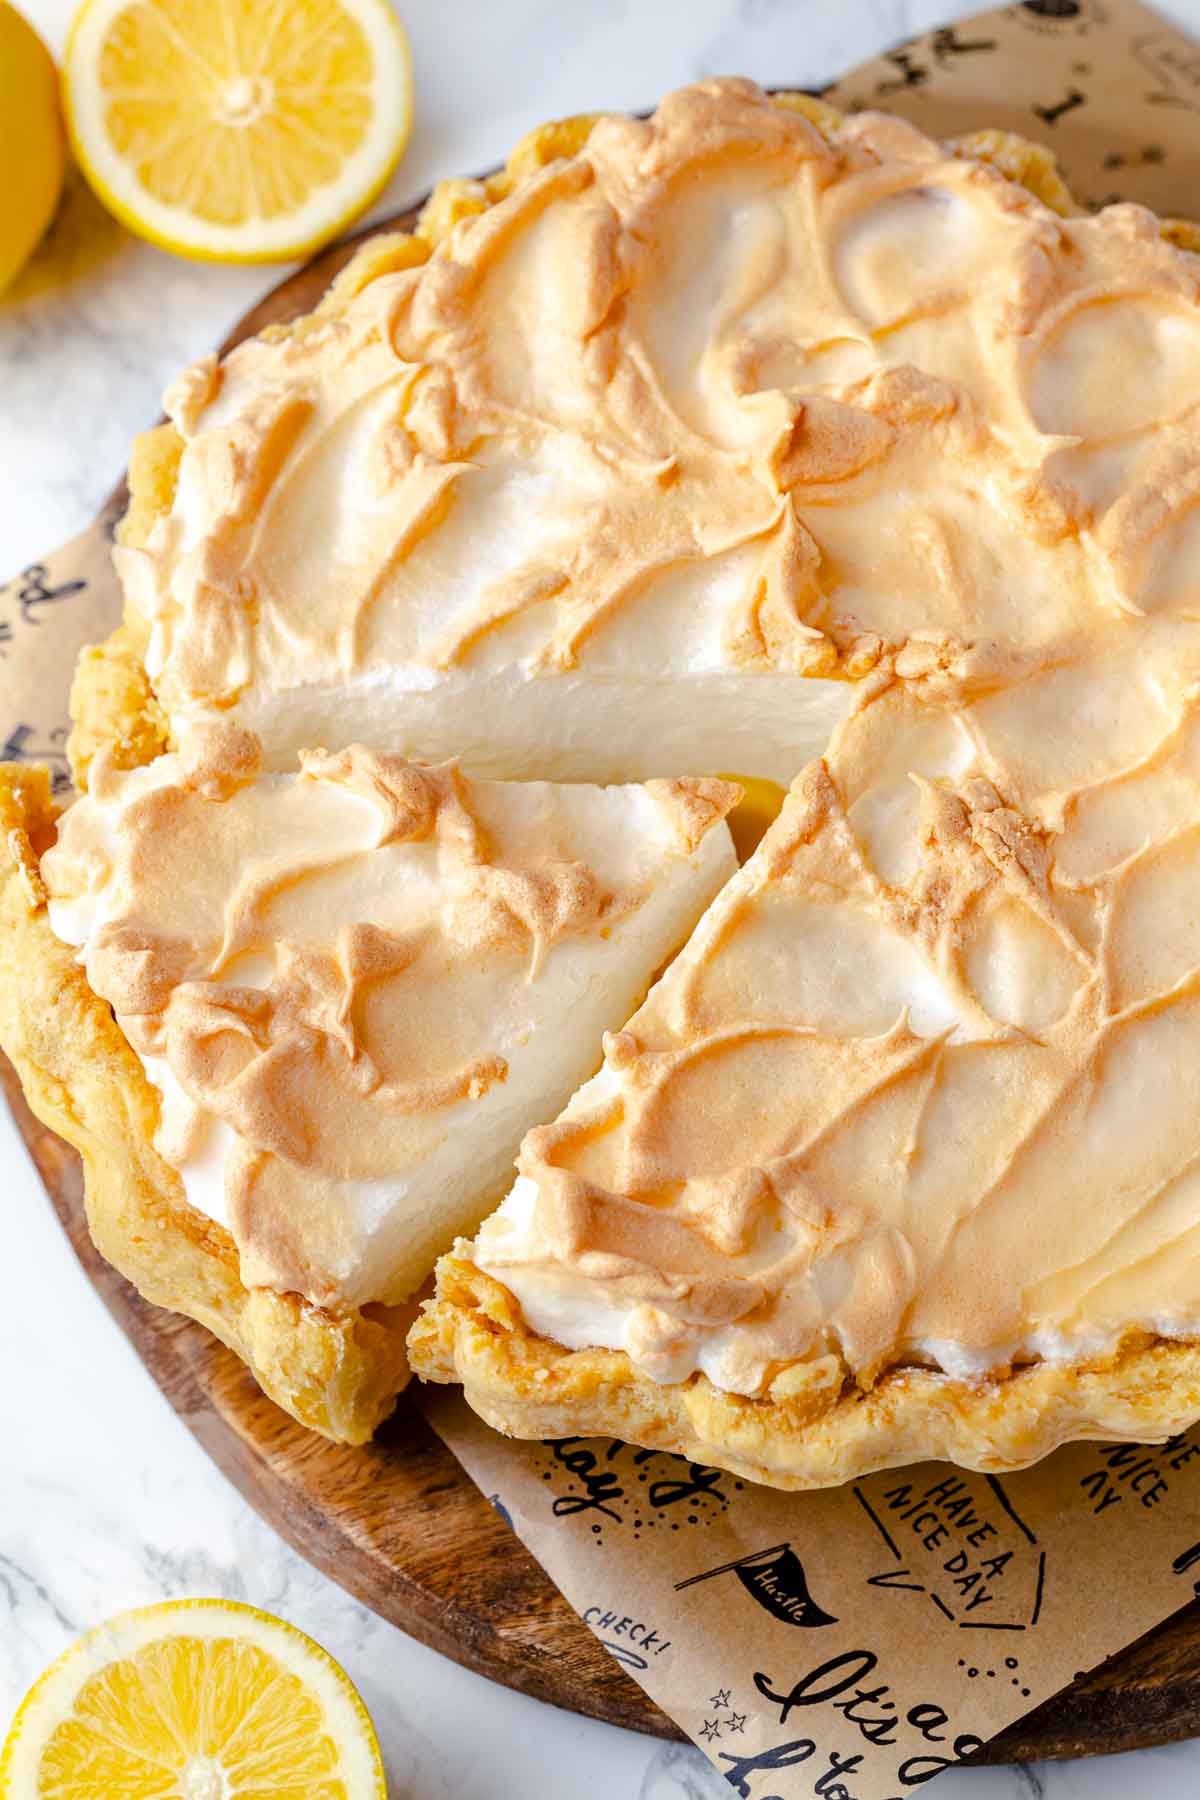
[{"x1": 0, "y1": 1, "x2": 65, "y2": 294}]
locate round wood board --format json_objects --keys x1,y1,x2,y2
[{"x1": 11, "y1": 189, "x2": 1200, "y2": 1769}]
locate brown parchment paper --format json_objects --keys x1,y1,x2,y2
[
  {"x1": 426, "y1": 1391, "x2": 1200, "y2": 1796},
  {"x1": 8, "y1": 4, "x2": 1200, "y2": 1792}
]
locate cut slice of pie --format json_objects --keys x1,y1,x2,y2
[
  {"x1": 410, "y1": 630, "x2": 1200, "y2": 1486},
  {"x1": 1, "y1": 735, "x2": 735, "y2": 1440}
]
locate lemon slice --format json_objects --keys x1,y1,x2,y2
[
  {"x1": 63, "y1": 0, "x2": 413, "y2": 262},
  {"x1": 0, "y1": 1599, "x2": 386, "y2": 1797}
]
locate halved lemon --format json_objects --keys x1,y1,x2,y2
[
  {"x1": 0, "y1": 1599, "x2": 386, "y2": 1797},
  {"x1": 63, "y1": 0, "x2": 413, "y2": 262}
]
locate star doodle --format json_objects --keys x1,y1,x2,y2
[
  {"x1": 699, "y1": 1718, "x2": 722, "y2": 1742},
  {"x1": 709, "y1": 1689, "x2": 731, "y2": 1710},
  {"x1": 726, "y1": 1711, "x2": 747, "y2": 1734}
]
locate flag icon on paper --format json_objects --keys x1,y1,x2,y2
[{"x1": 676, "y1": 1543, "x2": 838, "y2": 1628}]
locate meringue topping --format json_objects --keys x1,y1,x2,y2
[
  {"x1": 473, "y1": 619, "x2": 1200, "y2": 1395},
  {"x1": 42, "y1": 732, "x2": 736, "y2": 1307},
  {"x1": 115, "y1": 79, "x2": 1200, "y2": 785},
  {"x1": 86, "y1": 78, "x2": 1200, "y2": 1401}
]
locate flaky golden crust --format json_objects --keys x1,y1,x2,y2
[
  {"x1": 0, "y1": 765, "x2": 410, "y2": 1444},
  {"x1": 410, "y1": 1258, "x2": 1200, "y2": 1489}
]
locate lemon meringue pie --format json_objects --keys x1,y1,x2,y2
[{"x1": 8, "y1": 78, "x2": 1200, "y2": 1476}]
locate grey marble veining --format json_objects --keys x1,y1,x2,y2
[{"x1": 7, "y1": 1, "x2": 1200, "y2": 1794}]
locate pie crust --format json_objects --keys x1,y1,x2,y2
[{"x1": 410, "y1": 1257, "x2": 1200, "y2": 1488}]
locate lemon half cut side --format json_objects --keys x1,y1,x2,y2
[
  {"x1": 63, "y1": 0, "x2": 413, "y2": 262},
  {"x1": 0, "y1": 1599, "x2": 387, "y2": 1798}
]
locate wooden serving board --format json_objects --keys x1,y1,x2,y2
[{"x1": 10, "y1": 195, "x2": 1200, "y2": 1769}]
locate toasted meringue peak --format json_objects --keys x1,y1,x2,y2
[
  {"x1": 42, "y1": 745, "x2": 736, "y2": 1308},
  {"x1": 116, "y1": 78, "x2": 1200, "y2": 785}
]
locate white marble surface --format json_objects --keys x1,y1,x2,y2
[{"x1": 7, "y1": 0, "x2": 1200, "y2": 1794}]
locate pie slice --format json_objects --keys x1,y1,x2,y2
[
  {"x1": 1, "y1": 734, "x2": 735, "y2": 1440},
  {"x1": 410, "y1": 636, "x2": 1200, "y2": 1486}
]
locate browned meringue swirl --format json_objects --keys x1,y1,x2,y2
[
  {"x1": 475, "y1": 626, "x2": 1200, "y2": 1394},
  {"x1": 42, "y1": 733, "x2": 736, "y2": 1308},
  {"x1": 119, "y1": 79, "x2": 1200, "y2": 785}
]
